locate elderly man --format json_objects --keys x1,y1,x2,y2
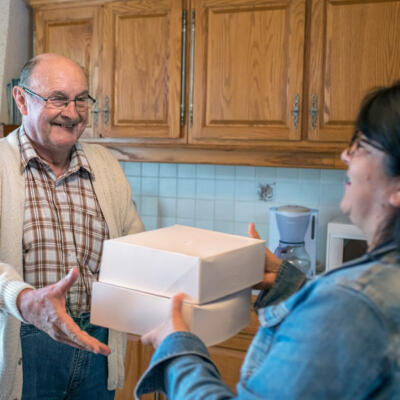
[{"x1": 0, "y1": 53, "x2": 144, "y2": 399}]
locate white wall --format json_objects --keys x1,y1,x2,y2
[{"x1": 0, "y1": 0, "x2": 31, "y2": 124}]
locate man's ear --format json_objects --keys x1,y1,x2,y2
[{"x1": 13, "y1": 86, "x2": 28, "y2": 116}]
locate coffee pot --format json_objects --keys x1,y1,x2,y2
[{"x1": 269, "y1": 205, "x2": 318, "y2": 278}]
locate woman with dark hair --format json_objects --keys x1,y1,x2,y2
[{"x1": 135, "y1": 81, "x2": 400, "y2": 399}]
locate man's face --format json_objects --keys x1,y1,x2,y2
[{"x1": 19, "y1": 57, "x2": 89, "y2": 155}]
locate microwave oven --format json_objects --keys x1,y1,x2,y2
[{"x1": 325, "y1": 216, "x2": 367, "y2": 271}]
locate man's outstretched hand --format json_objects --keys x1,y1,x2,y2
[{"x1": 17, "y1": 268, "x2": 110, "y2": 355}]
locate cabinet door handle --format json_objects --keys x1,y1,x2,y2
[
  {"x1": 189, "y1": 9, "x2": 196, "y2": 127},
  {"x1": 292, "y1": 94, "x2": 299, "y2": 128},
  {"x1": 311, "y1": 94, "x2": 318, "y2": 130},
  {"x1": 103, "y1": 96, "x2": 109, "y2": 127},
  {"x1": 92, "y1": 102, "x2": 99, "y2": 128},
  {"x1": 180, "y1": 10, "x2": 187, "y2": 127}
]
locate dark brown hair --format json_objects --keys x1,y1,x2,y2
[{"x1": 356, "y1": 81, "x2": 400, "y2": 249}]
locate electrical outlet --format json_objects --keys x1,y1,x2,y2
[{"x1": 257, "y1": 183, "x2": 275, "y2": 201}]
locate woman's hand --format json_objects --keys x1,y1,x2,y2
[
  {"x1": 141, "y1": 293, "x2": 190, "y2": 349},
  {"x1": 248, "y1": 223, "x2": 282, "y2": 289}
]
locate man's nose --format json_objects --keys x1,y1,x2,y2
[{"x1": 61, "y1": 100, "x2": 80, "y2": 119}]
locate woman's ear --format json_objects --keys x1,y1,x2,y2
[
  {"x1": 389, "y1": 187, "x2": 400, "y2": 208},
  {"x1": 13, "y1": 86, "x2": 28, "y2": 116}
]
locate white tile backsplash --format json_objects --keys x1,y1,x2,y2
[
  {"x1": 142, "y1": 163, "x2": 159, "y2": 177},
  {"x1": 195, "y1": 199, "x2": 214, "y2": 220},
  {"x1": 159, "y1": 178, "x2": 177, "y2": 197},
  {"x1": 177, "y1": 179, "x2": 196, "y2": 198},
  {"x1": 160, "y1": 163, "x2": 177, "y2": 177},
  {"x1": 122, "y1": 162, "x2": 346, "y2": 267},
  {"x1": 124, "y1": 162, "x2": 141, "y2": 176},
  {"x1": 178, "y1": 164, "x2": 196, "y2": 178},
  {"x1": 141, "y1": 177, "x2": 158, "y2": 196}
]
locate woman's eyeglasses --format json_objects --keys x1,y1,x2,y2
[{"x1": 347, "y1": 130, "x2": 386, "y2": 156}]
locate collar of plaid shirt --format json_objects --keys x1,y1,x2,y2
[{"x1": 18, "y1": 124, "x2": 95, "y2": 180}]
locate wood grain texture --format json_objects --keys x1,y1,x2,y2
[
  {"x1": 307, "y1": 0, "x2": 400, "y2": 142},
  {"x1": 30, "y1": 0, "x2": 400, "y2": 167},
  {"x1": 115, "y1": 339, "x2": 162, "y2": 400},
  {"x1": 191, "y1": 0, "x2": 306, "y2": 144},
  {"x1": 101, "y1": 0, "x2": 184, "y2": 141},
  {"x1": 94, "y1": 139, "x2": 345, "y2": 169},
  {"x1": 34, "y1": 5, "x2": 101, "y2": 138}
]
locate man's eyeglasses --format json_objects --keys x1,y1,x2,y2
[
  {"x1": 21, "y1": 86, "x2": 96, "y2": 111},
  {"x1": 347, "y1": 130, "x2": 386, "y2": 156}
]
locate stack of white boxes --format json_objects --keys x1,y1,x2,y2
[{"x1": 91, "y1": 225, "x2": 265, "y2": 346}]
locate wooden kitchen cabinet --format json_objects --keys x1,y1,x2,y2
[
  {"x1": 190, "y1": 0, "x2": 306, "y2": 144},
  {"x1": 115, "y1": 304, "x2": 259, "y2": 400},
  {"x1": 29, "y1": 0, "x2": 400, "y2": 168},
  {"x1": 306, "y1": 0, "x2": 400, "y2": 143},
  {"x1": 101, "y1": 0, "x2": 185, "y2": 142},
  {"x1": 34, "y1": 3, "x2": 102, "y2": 137}
]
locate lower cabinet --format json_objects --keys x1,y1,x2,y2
[{"x1": 115, "y1": 305, "x2": 259, "y2": 400}]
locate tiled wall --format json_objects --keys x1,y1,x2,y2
[{"x1": 121, "y1": 162, "x2": 346, "y2": 270}]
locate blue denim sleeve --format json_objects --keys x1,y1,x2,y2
[
  {"x1": 136, "y1": 283, "x2": 389, "y2": 399},
  {"x1": 239, "y1": 283, "x2": 390, "y2": 399},
  {"x1": 254, "y1": 260, "x2": 306, "y2": 310},
  {"x1": 135, "y1": 331, "x2": 235, "y2": 400}
]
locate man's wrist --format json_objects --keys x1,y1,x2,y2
[{"x1": 16, "y1": 287, "x2": 34, "y2": 321}]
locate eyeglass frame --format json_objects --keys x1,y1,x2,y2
[
  {"x1": 347, "y1": 129, "x2": 386, "y2": 156},
  {"x1": 20, "y1": 85, "x2": 96, "y2": 111}
]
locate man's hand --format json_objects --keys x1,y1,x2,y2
[
  {"x1": 17, "y1": 268, "x2": 110, "y2": 356},
  {"x1": 248, "y1": 222, "x2": 282, "y2": 289},
  {"x1": 141, "y1": 293, "x2": 189, "y2": 349}
]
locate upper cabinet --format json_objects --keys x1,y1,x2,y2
[
  {"x1": 34, "y1": 4, "x2": 102, "y2": 138},
  {"x1": 30, "y1": 0, "x2": 400, "y2": 168},
  {"x1": 307, "y1": 0, "x2": 400, "y2": 143},
  {"x1": 101, "y1": 0, "x2": 184, "y2": 142},
  {"x1": 190, "y1": 0, "x2": 305, "y2": 144}
]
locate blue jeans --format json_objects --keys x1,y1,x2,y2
[{"x1": 20, "y1": 314, "x2": 115, "y2": 400}]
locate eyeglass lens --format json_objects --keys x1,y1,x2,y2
[
  {"x1": 348, "y1": 130, "x2": 361, "y2": 155},
  {"x1": 48, "y1": 97, "x2": 92, "y2": 110}
]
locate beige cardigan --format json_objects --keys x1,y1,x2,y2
[{"x1": 0, "y1": 130, "x2": 144, "y2": 399}]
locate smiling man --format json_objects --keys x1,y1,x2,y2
[{"x1": 0, "y1": 53, "x2": 144, "y2": 399}]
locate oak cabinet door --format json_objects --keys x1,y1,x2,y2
[
  {"x1": 189, "y1": 0, "x2": 306, "y2": 145},
  {"x1": 34, "y1": 6, "x2": 102, "y2": 138},
  {"x1": 307, "y1": 0, "x2": 400, "y2": 143},
  {"x1": 115, "y1": 339, "x2": 163, "y2": 400},
  {"x1": 101, "y1": 0, "x2": 185, "y2": 143}
]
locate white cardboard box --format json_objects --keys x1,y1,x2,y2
[
  {"x1": 99, "y1": 225, "x2": 265, "y2": 304},
  {"x1": 90, "y1": 281, "x2": 252, "y2": 347}
]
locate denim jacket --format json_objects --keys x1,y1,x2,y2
[{"x1": 135, "y1": 242, "x2": 400, "y2": 399}]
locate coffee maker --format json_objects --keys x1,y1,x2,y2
[{"x1": 268, "y1": 205, "x2": 318, "y2": 278}]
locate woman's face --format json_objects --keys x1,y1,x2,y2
[{"x1": 340, "y1": 132, "x2": 400, "y2": 244}]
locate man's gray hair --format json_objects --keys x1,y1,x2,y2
[{"x1": 19, "y1": 57, "x2": 41, "y2": 87}]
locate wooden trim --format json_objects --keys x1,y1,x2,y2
[
  {"x1": 81, "y1": 138, "x2": 346, "y2": 169},
  {"x1": 29, "y1": 0, "x2": 111, "y2": 8}
]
